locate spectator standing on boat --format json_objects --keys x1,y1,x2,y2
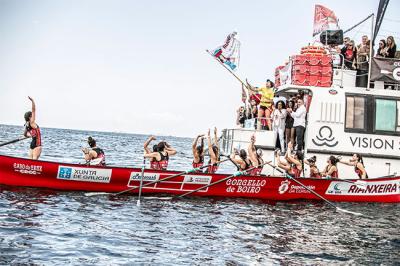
[
  {"x1": 275, "y1": 141, "x2": 303, "y2": 178},
  {"x1": 23, "y1": 96, "x2": 42, "y2": 160},
  {"x1": 304, "y1": 156, "x2": 321, "y2": 178},
  {"x1": 205, "y1": 127, "x2": 220, "y2": 174},
  {"x1": 236, "y1": 106, "x2": 246, "y2": 128},
  {"x1": 82, "y1": 136, "x2": 106, "y2": 166},
  {"x1": 356, "y1": 36, "x2": 370, "y2": 71},
  {"x1": 341, "y1": 40, "x2": 357, "y2": 70},
  {"x1": 338, "y1": 153, "x2": 368, "y2": 179},
  {"x1": 271, "y1": 100, "x2": 287, "y2": 153},
  {"x1": 285, "y1": 99, "x2": 295, "y2": 150},
  {"x1": 287, "y1": 97, "x2": 306, "y2": 151},
  {"x1": 245, "y1": 79, "x2": 275, "y2": 130},
  {"x1": 383, "y1": 36, "x2": 397, "y2": 58},
  {"x1": 230, "y1": 148, "x2": 252, "y2": 171},
  {"x1": 192, "y1": 134, "x2": 205, "y2": 171},
  {"x1": 144, "y1": 136, "x2": 177, "y2": 170},
  {"x1": 321, "y1": 156, "x2": 339, "y2": 179},
  {"x1": 376, "y1": 39, "x2": 387, "y2": 57},
  {"x1": 248, "y1": 135, "x2": 264, "y2": 176}
]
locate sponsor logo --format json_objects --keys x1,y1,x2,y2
[
  {"x1": 183, "y1": 175, "x2": 211, "y2": 185},
  {"x1": 326, "y1": 180, "x2": 399, "y2": 195},
  {"x1": 278, "y1": 180, "x2": 315, "y2": 194},
  {"x1": 129, "y1": 172, "x2": 160, "y2": 182},
  {"x1": 13, "y1": 163, "x2": 43, "y2": 175},
  {"x1": 312, "y1": 126, "x2": 339, "y2": 148},
  {"x1": 393, "y1": 67, "x2": 400, "y2": 81},
  {"x1": 279, "y1": 180, "x2": 290, "y2": 194},
  {"x1": 57, "y1": 166, "x2": 112, "y2": 183},
  {"x1": 226, "y1": 178, "x2": 267, "y2": 194},
  {"x1": 329, "y1": 89, "x2": 338, "y2": 95}
]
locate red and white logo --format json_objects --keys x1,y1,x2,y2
[{"x1": 279, "y1": 180, "x2": 290, "y2": 194}]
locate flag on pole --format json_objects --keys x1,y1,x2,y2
[
  {"x1": 211, "y1": 31, "x2": 241, "y2": 71},
  {"x1": 313, "y1": 5, "x2": 339, "y2": 37}
]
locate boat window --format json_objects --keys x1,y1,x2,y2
[
  {"x1": 345, "y1": 96, "x2": 365, "y2": 130},
  {"x1": 375, "y1": 99, "x2": 398, "y2": 132}
]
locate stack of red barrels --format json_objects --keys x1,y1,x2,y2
[{"x1": 275, "y1": 45, "x2": 333, "y2": 88}]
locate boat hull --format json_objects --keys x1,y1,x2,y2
[{"x1": 0, "y1": 155, "x2": 399, "y2": 203}]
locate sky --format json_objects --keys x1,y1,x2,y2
[{"x1": 0, "y1": 0, "x2": 399, "y2": 137}]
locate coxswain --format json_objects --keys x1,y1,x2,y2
[
  {"x1": 23, "y1": 96, "x2": 42, "y2": 160},
  {"x1": 82, "y1": 136, "x2": 106, "y2": 166},
  {"x1": 144, "y1": 136, "x2": 177, "y2": 170},
  {"x1": 245, "y1": 79, "x2": 275, "y2": 130},
  {"x1": 321, "y1": 156, "x2": 339, "y2": 179},
  {"x1": 275, "y1": 142, "x2": 303, "y2": 178},
  {"x1": 248, "y1": 135, "x2": 264, "y2": 176},
  {"x1": 205, "y1": 127, "x2": 220, "y2": 174},
  {"x1": 230, "y1": 148, "x2": 252, "y2": 171},
  {"x1": 192, "y1": 134, "x2": 205, "y2": 171},
  {"x1": 304, "y1": 156, "x2": 321, "y2": 178},
  {"x1": 338, "y1": 153, "x2": 368, "y2": 179}
]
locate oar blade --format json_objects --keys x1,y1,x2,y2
[
  {"x1": 336, "y1": 207, "x2": 363, "y2": 216},
  {"x1": 354, "y1": 180, "x2": 368, "y2": 188},
  {"x1": 84, "y1": 192, "x2": 110, "y2": 197}
]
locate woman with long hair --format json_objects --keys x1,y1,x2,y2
[
  {"x1": 304, "y1": 155, "x2": 321, "y2": 178},
  {"x1": 321, "y1": 156, "x2": 339, "y2": 179},
  {"x1": 230, "y1": 148, "x2": 252, "y2": 171},
  {"x1": 205, "y1": 127, "x2": 220, "y2": 174},
  {"x1": 376, "y1": 39, "x2": 387, "y2": 57},
  {"x1": 144, "y1": 136, "x2": 177, "y2": 170},
  {"x1": 248, "y1": 135, "x2": 264, "y2": 176},
  {"x1": 285, "y1": 99, "x2": 295, "y2": 151},
  {"x1": 339, "y1": 153, "x2": 368, "y2": 179},
  {"x1": 192, "y1": 134, "x2": 205, "y2": 171},
  {"x1": 23, "y1": 96, "x2": 42, "y2": 160},
  {"x1": 271, "y1": 100, "x2": 287, "y2": 153},
  {"x1": 384, "y1": 36, "x2": 397, "y2": 58},
  {"x1": 82, "y1": 136, "x2": 106, "y2": 166},
  {"x1": 275, "y1": 141, "x2": 303, "y2": 178}
]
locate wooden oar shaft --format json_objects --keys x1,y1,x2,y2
[
  {"x1": 178, "y1": 161, "x2": 271, "y2": 198},
  {"x1": 114, "y1": 158, "x2": 230, "y2": 196},
  {"x1": 0, "y1": 136, "x2": 29, "y2": 147}
]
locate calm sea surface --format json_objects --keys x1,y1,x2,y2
[{"x1": 0, "y1": 124, "x2": 399, "y2": 265}]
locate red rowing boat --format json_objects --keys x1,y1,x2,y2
[{"x1": 0, "y1": 154, "x2": 399, "y2": 203}]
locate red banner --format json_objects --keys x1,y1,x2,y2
[{"x1": 313, "y1": 5, "x2": 339, "y2": 36}]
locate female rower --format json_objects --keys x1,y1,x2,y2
[
  {"x1": 23, "y1": 96, "x2": 42, "y2": 160},
  {"x1": 144, "y1": 136, "x2": 177, "y2": 170},
  {"x1": 82, "y1": 136, "x2": 106, "y2": 166},
  {"x1": 192, "y1": 134, "x2": 205, "y2": 171},
  {"x1": 246, "y1": 79, "x2": 275, "y2": 130},
  {"x1": 205, "y1": 127, "x2": 220, "y2": 174},
  {"x1": 338, "y1": 154, "x2": 368, "y2": 179},
  {"x1": 248, "y1": 135, "x2": 264, "y2": 176},
  {"x1": 144, "y1": 136, "x2": 159, "y2": 169},
  {"x1": 304, "y1": 156, "x2": 321, "y2": 178},
  {"x1": 275, "y1": 142, "x2": 303, "y2": 178},
  {"x1": 230, "y1": 148, "x2": 252, "y2": 172},
  {"x1": 321, "y1": 156, "x2": 339, "y2": 179}
]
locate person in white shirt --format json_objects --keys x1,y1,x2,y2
[
  {"x1": 287, "y1": 98, "x2": 306, "y2": 151},
  {"x1": 271, "y1": 100, "x2": 287, "y2": 153}
]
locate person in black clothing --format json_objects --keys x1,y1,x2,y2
[
  {"x1": 376, "y1": 39, "x2": 387, "y2": 57},
  {"x1": 82, "y1": 136, "x2": 106, "y2": 166},
  {"x1": 384, "y1": 36, "x2": 397, "y2": 58}
]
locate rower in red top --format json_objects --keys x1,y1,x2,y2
[
  {"x1": 82, "y1": 136, "x2": 106, "y2": 166},
  {"x1": 205, "y1": 127, "x2": 220, "y2": 174},
  {"x1": 338, "y1": 153, "x2": 368, "y2": 179},
  {"x1": 305, "y1": 156, "x2": 321, "y2": 178},
  {"x1": 275, "y1": 141, "x2": 303, "y2": 178},
  {"x1": 144, "y1": 136, "x2": 177, "y2": 170},
  {"x1": 144, "y1": 136, "x2": 159, "y2": 170},
  {"x1": 321, "y1": 156, "x2": 339, "y2": 179},
  {"x1": 23, "y1": 96, "x2": 42, "y2": 160},
  {"x1": 192, "y1": 134, "x2": 205, "y2": 172},
  {"x1": 248, "y1": 134, "x2": 264, "y2": 176}
]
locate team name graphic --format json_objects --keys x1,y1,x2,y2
[
  {"x1": 278, "y1": 180, "x2": 315, "y2": 194},
  {"x1": 13, "y1": 163, "x2": 43, "y2": 175},
  {"x1": 57, "y1": 166, "x2": 112, "y2": 183},
  {"x1": 183, "y1": 175, "x2": 211, "y2": 185},
  {"x1": 326, "y1": 180, "x2": 399, "y2": 195},
  {"x1": 226, "y1": 179, "x2": 267, "y2": 194}
]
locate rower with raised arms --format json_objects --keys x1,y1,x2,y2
[
  {"x1": 144, "y1": 136, "x2": 177, "y2": 170},
  {"x1": 247, "y1": 134, "x2": 264, "y2": 176},
  {"x1": 205, "y1": 127, "x2": 220, "y2": 174},
  {"x1": 23, "y1": 96, "x2": 42, "y2": 160},
  {"x1": 82, "y1": 136, "x2": 106, "y2": 166},
  {"x1": 192, "y1": 134, "x2": 205, "y2": 172},
  {"x1": 338, "y1": 154, "x2": 368, "y2": 179},
  {"x1": 275, "y1": 141, "x2": 303, "y2": 178}
]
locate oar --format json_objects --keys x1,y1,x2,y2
[
  {"x1": 265, "y1": 162, "x2": 363, "y2": 216},
  {"x1": 136, "y1": 157, "x2": 146, "y2": 206},
  {"x1": 85, "y1": 158, "x2": 230, "y2": 197},
  {"x1": 0, "y1": 136, "x2": 29, "y2": 147},
  {"x1": 177, "y1": 161, "x2": 271, "y2": 199}
]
